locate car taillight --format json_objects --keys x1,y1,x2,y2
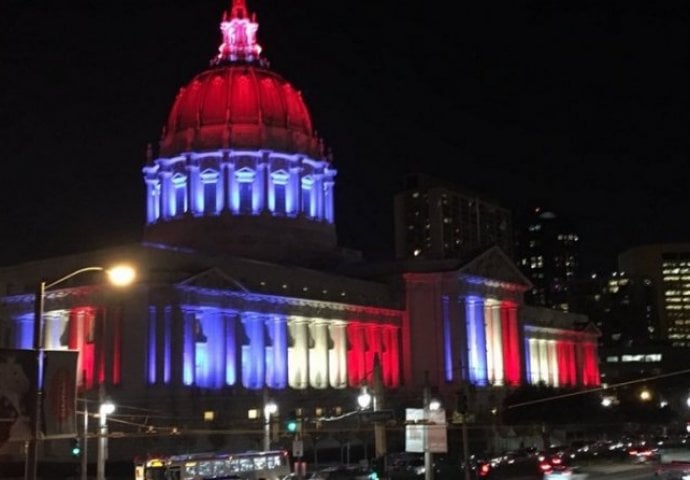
[
  {"x1": 478, "y1": 463, "x2": 491, "y2": 477},
  {"x1": 539, "y1": 462, "x2": 552, "y2": 472}
]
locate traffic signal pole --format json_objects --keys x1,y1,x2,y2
[{"x1": 81, "y1": 401, "x2": 88, "y2": 480}]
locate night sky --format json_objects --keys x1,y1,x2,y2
[{"x1": 1, "y1": 0, "x2": 689, "y2": 274}]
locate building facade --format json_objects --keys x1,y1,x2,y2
[
  {"x1": 394, "y1": 174, "x2": 513, "y2": 261},
  {"x1": 619, "y1": 244, "x2": 690, "y2": 347},
  {"x1": 0, "y1": 0, "x2": 600, "y2": 463},
  {"x1": 515, "y1": 207, "x2": 581, "y2": 312}
]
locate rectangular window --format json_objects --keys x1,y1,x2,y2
[
  {"x1": 274, "y1": 184, "x2": 286, "y2": 215},
  {"x1": 204, "y1": 181, "x2": 216, "y2": 214},
  {"x1": 174, "y1": 185, "x2": 186, "y2": 216},
  {"x1": 239, "y1": 182, "x2": 253, "y2": 214},
  {"x1": 302, "y1": 187, "x2": 312, "y2": 217}
]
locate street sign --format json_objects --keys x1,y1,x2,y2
[
  {"x1": 359, "y1": 409, "x2": 395, "y2": 423},
  {"x1": 292, "y1": 439, "x2": 303, "y2": 458}
]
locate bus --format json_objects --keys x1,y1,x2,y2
[{"x1": 134, "y1": 449, "x2": 291, "y2": 480}]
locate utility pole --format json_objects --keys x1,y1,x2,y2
[
  {"x1": 372, "y1": 355, "x2": 387, "y2": 459},
  {"x1": 423, "y1": 372, "x2": 433, "y2": 480},
  {"x1": 81, "y1": 400, "x2": 88, "y2": 480},
  {"x1": 458, "y1": 387, "x2": 471, "y2": 480}
]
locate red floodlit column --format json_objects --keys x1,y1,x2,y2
[
  {"x1": 583, "y1": 343, "x2": 600, "y2": 386},
  {"x1": 365, "y1": 325, "x2": 383, "y2": 384},
  {"x1": 500, "y1": 303, "x2": 520, "y2": 386},
  {"x1": 111, "y1": 306, "x2": 122, "y2": 385},
  {"x1": 381, "y1": 326, "x2": 399, "y2": 388},
  {"x1": 568, "y1": 342, "x2": 577, "y2": 386},
  {"x1": 346, "y1": 322, "x2": 366, "y2": 386}
]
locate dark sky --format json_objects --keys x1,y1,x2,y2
[{"x1": 1, "y1": 0, "x2": 689, "y2": 273}]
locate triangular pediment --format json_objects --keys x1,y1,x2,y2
[
  {"x1": 458, "y1": 246, "x2": 533, "y2": 289},
  {"x1": 178, "y1": 267, "x2": 249, "y2": 292}
]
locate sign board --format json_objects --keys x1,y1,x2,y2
[
  {"x1": 404, "y1": 408, "x2": 448, "y2": 453},
  {"x1": 405, "y1": 424, "x2": 425, "y2": 452},
  {"x1": 292, "y1": 439, "x2": 303, "y2": 458}
]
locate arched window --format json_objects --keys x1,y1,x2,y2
[
  {"x1": 172, "y1": 174, "x2": 187, "y2": 217},
  {"x1": 302, "y1": 176, "x2": 314, "y2": 217}
]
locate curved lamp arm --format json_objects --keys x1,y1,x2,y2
[{"x1": 44, "y1": 267, "x2": 105, "y2": 290}]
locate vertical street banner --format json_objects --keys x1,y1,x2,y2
[
  {"x1": 43, "y1": 350, "x2": 78, "y2": 436},
  {"x1": 0, "y1": 349, "x2": 36, "y2": 448}
]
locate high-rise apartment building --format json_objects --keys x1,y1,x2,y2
[
  {"x1": 393, "y1": 174, "x2": 513, "y2": 260},
  {"x1": 619, "y1": 244, "x2": 690, "y2": 347},
  {"x1": 573, "y1": 272, "x2": 658, "y2": 348},
  {"x1": 515, "y1": 208, "x2": 580, "y2": 311}
]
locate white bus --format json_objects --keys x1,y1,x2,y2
[{"x1": 135, "y1": 449, "x2": 291, "y2": 480}]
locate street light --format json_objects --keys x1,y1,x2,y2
[
  {"x1": 357, "y1": 385, "x2": 372, "y2": 410},
  {"x1": 423, "y1": 386, "x2": 439, "y2": 480},
  {"x1": 25, "y1": 264, "x2": 136, "y2": 480},
  {"x1": 97, "y1": 400, "x2": 116, "y2": 480},
  {"x1": 263, "y1": 398, "x2": 277, "y2": 451}
]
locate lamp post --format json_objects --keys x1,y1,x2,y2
[
  {"x1": 423, "y1": 384, "x2": 434, "y2": 480},
  {"x1": 25, "y1": 264, "x2": 136, "y2": 480},
  {"x1": 97, "y1": 400, "x2": 115, "y2": 480},
  {"x1": 81, "y1": 401, "x2": 88, "y2": 480},
  {"x1": 263, "y1": 394, "x2": 277, "y2": 452}
]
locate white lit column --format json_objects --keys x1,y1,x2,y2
[
  {"x1": 328, "y1": 321, "x2": 348, "y2": 388},
  {"x1": 288, "y1": 318, "x2": 309, "y2": 389},
  {"x1": 308, "y1": 320, "x2": 329, "y2": 389}
]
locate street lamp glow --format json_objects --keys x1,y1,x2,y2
[
  {"x1": 429, "y1": 399, "x2": 441, "y2": 411},
  {"x1": 106, "y1": 264, "x2": 136, "y2": 287},
  {"x1": 100, "y1": 401, "x2": 116, "y2": 416},
  {"x1": 264, "y1": 400, "x2": 278, "y2": 417},
  {"x1": 640, "y1": 388, "x2": 652, "y2": 401},
  {"x1": 357, "y1": 387, "x2": 372, "y2": 409}
]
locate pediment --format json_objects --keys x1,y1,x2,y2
[
  {"x1": 458, "y1": 246, "x2": 533, "y2": 289},
  {"x1": 178, "y1": 267, "x2": 249, "y2": 292}
]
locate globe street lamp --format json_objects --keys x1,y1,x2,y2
[
  {"x1": 25, "y1": 264, "x2": 136, "y2": 480},
  {"x1": 357, "y1": 385, "x2": 372, "y2": 410},
  {"x1": 97, "y1": 400, "x2": 116, "y2": 480}
]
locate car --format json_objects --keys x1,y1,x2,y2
[
  {"x1": 543, "y1": 465, "x2": 589, "y2": 480},
  {"x1": 282, "y1": 472, "x2": 328, "y2": 480},
  {"x1": 318, "y1": 465, "x2": 379, "y2": 480}
]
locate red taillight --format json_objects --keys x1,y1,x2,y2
[
  {"x1": 551, "y1": 457, "x2": 562, "y2": 465},
  {"x1": 479, "y1": 464, "x2": 491, "y2": 477},
  {"x1": 539, "y1": 462, "x2": 553, "y2": 472}
]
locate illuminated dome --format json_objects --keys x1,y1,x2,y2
[
  {"x1": 160, "y1": 66, "x2": 323, "y2": 158},
  {"x1": 143, "y1": 0, "x2": 341, "y2": 267}
]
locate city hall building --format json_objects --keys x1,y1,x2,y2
[{"x1": 0, "y1": 0, "x2": 600, "y2": 463}]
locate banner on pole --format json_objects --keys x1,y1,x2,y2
[{"x1": 43, "y1": 350, "x2": 78, "y2": 436}]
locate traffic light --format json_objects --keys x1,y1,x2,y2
[
  {"x1": 285, "y1": 418, "x2": 298, "y2": 434},
  {"x1": 284, "y1": 409, "x2": 302, "y2": 435},
  {"x1": 70, "y1": 438, "x2": 82, "y2": 457}
]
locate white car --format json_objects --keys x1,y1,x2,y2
[{"x1": 543, "y1": 465, "x2": 588, "y2": 480}]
